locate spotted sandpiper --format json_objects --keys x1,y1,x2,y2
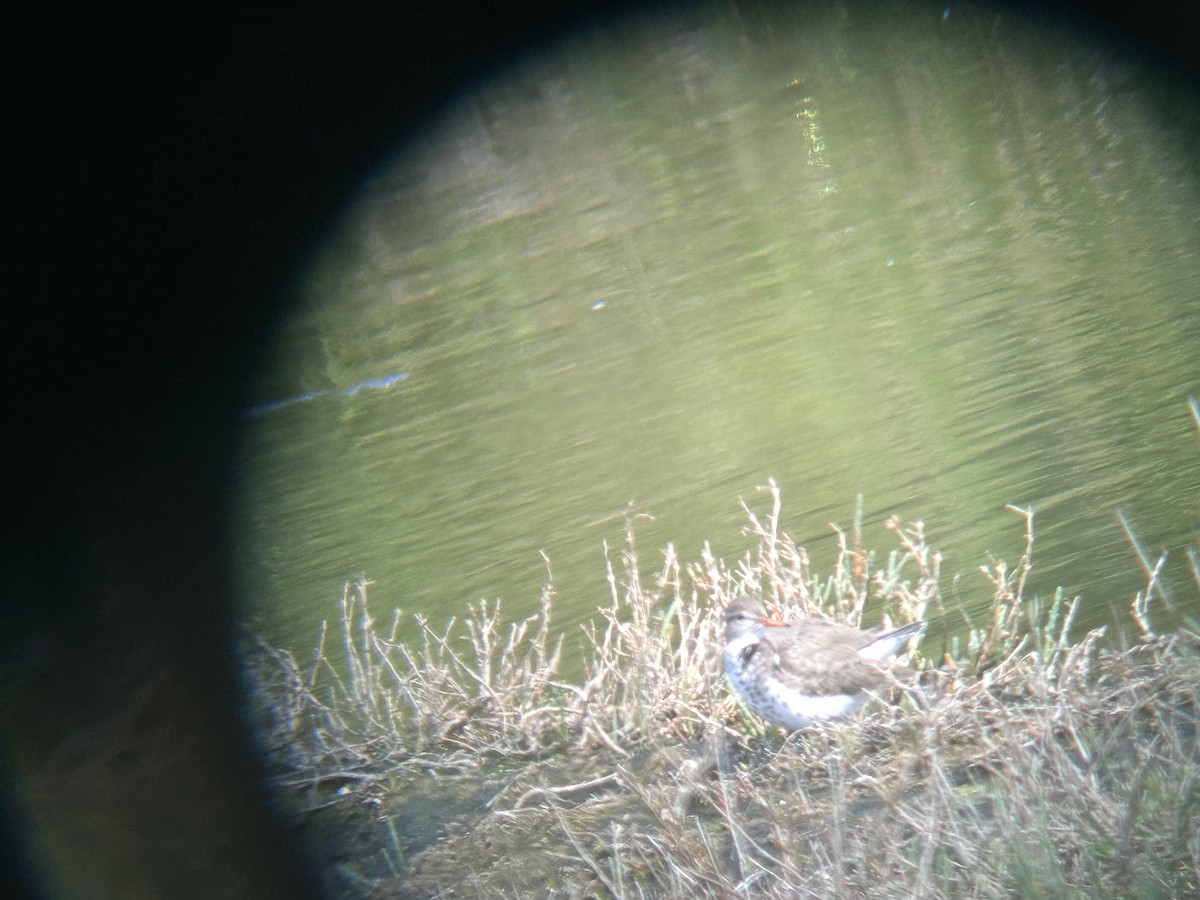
[{"x1": 723, "y1": 595, "x2": 926, "y2": 730}]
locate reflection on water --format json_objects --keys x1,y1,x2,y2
[
  {"x1": 245, "y1": 371, "x2": 410, "y2": 417},
  {"x1": 234, "y1": 4, "x2": 1200, "y2": 655}
]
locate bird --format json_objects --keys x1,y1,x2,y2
[{"x1": 723, "y1": 595, "x2": 926, "y2": 730}]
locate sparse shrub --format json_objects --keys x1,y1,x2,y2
[{"x1": 244, "y1": 480, "x2": 1200, "y2": 897}]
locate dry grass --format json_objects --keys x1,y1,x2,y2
[{"x1": 243, "y1": 481, "x2": 1200, "y2": 898}]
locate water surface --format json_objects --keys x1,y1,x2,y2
[{"x1": 234, "y1": 3, "x2": 1200, "y2": 655}]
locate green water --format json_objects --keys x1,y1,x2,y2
[{"x1": 233, "y1": 3, "x2": 1200, "y2": 656}]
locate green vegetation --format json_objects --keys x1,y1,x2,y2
[{"x1": 244, "y1": 481, "x2": 1200, "y2": 898}]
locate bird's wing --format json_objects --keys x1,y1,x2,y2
[
  {"x1": 763, "y1": 621, "x2": 896, "y2": 696},
  {"x1": 859, "y1": 620, "x2": 926, "y2": 661}
]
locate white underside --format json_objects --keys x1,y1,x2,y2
[
  {"x1": 768, "y1": 689, "x2": 866, "y2": 729},
  {"x1": 724, "y1": 634, "x2": 868, "y2": 730}
]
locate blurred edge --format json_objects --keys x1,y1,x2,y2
[{"x1": 3, "y1": 1, "x2": 1197, "y2": 898}]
